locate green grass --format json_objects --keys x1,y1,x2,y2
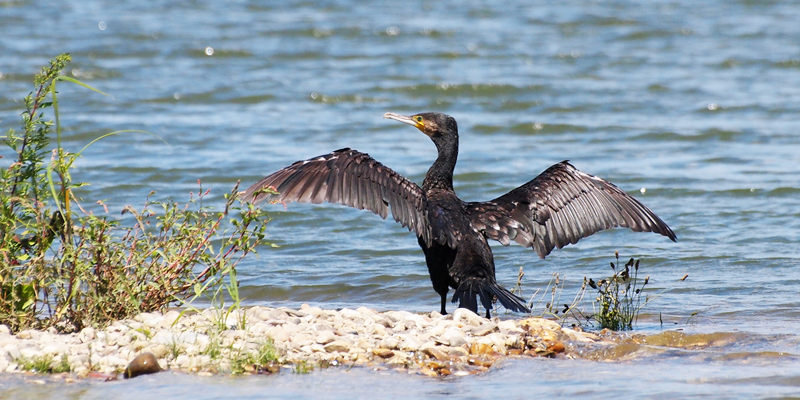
[
  {"x1": 229, "y1": 339, "x2": 281, "y2": 374},
  {"x1": 17, "y1": 354, "x2": 70, "y2": 374}
]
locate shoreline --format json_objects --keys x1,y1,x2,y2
[{"x1": 0, "y1": 305, "x2": 611, "y2": 379}]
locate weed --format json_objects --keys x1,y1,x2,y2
[
  {"x1": 586, "y1": 252, "x2": 688, "y2": 331},
  {"x1": 229, "y1": 339, "x2": 280, "y2": 374},
  {"x1": 17, "y1": 353, "x2": 70, "y2": 373},
  {"x1": 0, "y1": 55, "x2": 272, "y2": 333},
  {"x1": 293, "y1": 360, "x2": 313, "y2": 374},
  {"x1": 525, "y1": 272, "x2": 586, "y2": 322}
]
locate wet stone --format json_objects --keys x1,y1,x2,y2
[
  {"x1": 123, "y1": 352, "x2": 162, "y2": 379},
  {"x1": 373, "y1": 349, "x2": 395, "y2": 358},
  {"x1": 424, "y1": 347, "x2": 451, "y2": 362}
]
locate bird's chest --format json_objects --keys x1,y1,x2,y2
[{"x1": 426, "y1": 196, "x2": 482, "y2": 249}]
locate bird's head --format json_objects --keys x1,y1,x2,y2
[{"x1": 383, "y1": 111, "x2": 458, "y2": 141}]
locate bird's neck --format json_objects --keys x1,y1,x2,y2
[{"x1": 423, "y1": 140, "x2": 458, "y2": 192}]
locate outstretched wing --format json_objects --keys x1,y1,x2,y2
[
  {"x1": 243, "y1": 148, "x2": 434, "y2": 246},
  {"x1": 467, "y1": 161, "x2": 676, "y2": 258}
]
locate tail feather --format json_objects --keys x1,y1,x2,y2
[{"x1": 452, "y1": 278, "x2": 530, "y2": 315}]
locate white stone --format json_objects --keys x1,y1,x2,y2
[
  {"x1": 380, "y1": 337, "x2": 399, "y2": 350},
  {"x1": 268, "y1": 326, "x2": 290, "y2": 343},
  {"x1": 0, "y1": 325, "x2": 10, "y2": 335},
  {"x1": 387, "y1": 310, "x2": 413, "y2": 323},
  {"x1": 324, "y1": 340, "x2": 351, "y2": 353},
  {"x1": 452, "y1": 308, "x2": 484, "y2": 327},
  {"x1": 497, "y1": 320, "x2": 519, "y2": 332},
  {"x1": 472, "y1": 322, "x2": 497, "y2": 336},
  {"x1": 175, "y1": 354, "x2": 191, "y2": 369},
  {"x1": 19, "y1": 347, "x2": 41, "y2": 359},
  {"x1": 339, "y1": 308, "x2": 361, "y2": 320},
  {"x1": 0, "y1": 337, "x2": 19, "y2": 348},
  {"x1": 40, "y1": 343, "x2": 70, "y2": 356},
  {"x1": 398, "y1": 335, "x2": 423, "y2": 351},
  {"x1": 441, "y1": 328, "x2": 467, "y2": 347},
  {"x1": 151, "y1": 330, "x2": 176, "y2": 345},
  {"x1": 404, "y1": 314, "x2": 429, "y2": 329},
  {"x1": 177, "y1": 331, "x2": 197, "y2": 344},
  {"x1": 368, "y1": 323, "x2": 388, "y2": 337},
  {"x1": 316, "y1": 330, "x2": 337, "y2": 345},
  {"x1": 356, "y1": 307, "x2": 375, "y2": 316},
  {"x1": 16, "y1": 330, "x2": 38, "y2": 340}
]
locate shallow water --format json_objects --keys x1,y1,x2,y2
[{"x1": 2, "y1": 0, "x2": 800, "y2": 397}]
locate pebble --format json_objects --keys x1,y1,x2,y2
[{"x1": 0, "y1": 306, "x2": 602, "y2": 378}]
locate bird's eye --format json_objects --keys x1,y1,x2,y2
[{"x1": 415, "y1": 116, "x2": 423, "y2": 122}]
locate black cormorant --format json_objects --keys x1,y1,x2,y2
[{"x1": 244, "y1": 112, "x2": 676, "y2": 318}]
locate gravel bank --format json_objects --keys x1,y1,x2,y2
[{"x1": 0, "y1": 305, "x2": 611, "y2": 378}]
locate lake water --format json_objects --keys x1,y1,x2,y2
[{"x1": 2, "y1": 0, "x2": 800, "y2": 398}]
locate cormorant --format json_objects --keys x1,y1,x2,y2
[{"x1": 244, "y1": 112, "x2": 676, "y2": 318}]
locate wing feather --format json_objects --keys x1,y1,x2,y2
[
  {"x1": 244, "y1": 148, "x2": 433, "y2": 245},
  {"x1": 467, "y1": 161, "x2": 676, "y2": 258}
]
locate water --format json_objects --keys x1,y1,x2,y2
[{"x1": 2, "y1": 0, "x2": 800, "y2": 397}]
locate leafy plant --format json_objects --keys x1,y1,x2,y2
[{"x1": 0, "y1": 54, "x2": 272, "y2": 333}]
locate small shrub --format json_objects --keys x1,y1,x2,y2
[
  {"x1": 0, "y1": 54, "x2": 271, "y2": 333},
  {"x1": 590, "y1": 253, "x2": 647, "y2": 330},
  {"x1": 586, "y1": 252, "x2": 688, "y2": 331}
]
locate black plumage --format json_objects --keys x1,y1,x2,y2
[{"x1": 244, "y1": 112, "x2": 676, "y2": 318}]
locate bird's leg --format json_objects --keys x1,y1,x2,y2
[
  {"x1": 485, "y1": 308, "x2": 491, "y2": 319},
  {"x1": 440, "y1": 293, "x2": 448, "y2": 315}
]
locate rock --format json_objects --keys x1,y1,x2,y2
[
  {"x1": 40, "y1": 343, "x2": 69, "y2": 356},
  {"x1": 16, "y1": 330, "x2": 38, "y2": 340},
  {"x1": 123, "y1": 353, "x2": 163, "y2": 379},
  {"x1": 356, "y1": 307, "x2": 375, "y2": 316},
  {"x1": 176, "y1": 331, "x2": 197, "y2": 344},
  {"x1": 404, "y1": 314, "x2": 429, "y2": 329},
  {"x1": 150, "y1": 330, "x2": 175, "y2": 346},
  {"x1": 0, "y1": 325, "x2": 10, "y2": 335},
  {"x1": 472, "y1": 322, "x2": 497, "y2": 336},
  {"x1": 19, "y1": 346, "x2": 41, "y2": 359},
  {"x1": 496, "y1": 320, "x2": 519, "y2": 332},
  {"x1": 3, "y1": 344, "x2": 21, "y2": 360},
  {"x1": 452, "y1": 308, "x2": 484, "y2": 327},
  {"x1": 468, "y1": 357, "x2": 493, "y2": 368},
  {"x1": 279, "y1": 307, "x2": 308, "y2": 318},
  {"x1": 373, "y1": 348, "x2": 394, "y2": 358},
  {"x1": 268, "y1": 326, "x2": 290, "y2": 343},
  {"x1": 316, "y1": 330, "x2": 337, "y2": 345},
  {"x1": 469, "y1": 343, "x2": 496, "y2": 356},
  {"x1": 380, "y1": 337, "x2": 399, "y2": 350},
  {"x1": 323, "y1": 340, "x2": 351, "y2": 353},
  {"x1": 398, "y1": 335, "x2": 423, "y2": 350},
  {"x1": 442, "y1": 346, "x2": 469, "y2": 358},
  {"x1": 256, "y1": 308, "x2": 285, "y2": 321},
  {"x1": 146, "y1": 344, "x2": 170, "y2": 359},
  {"x1": 547, "y1": 341, "x2": 566, "y2": 354},
  {"x1": 423, "y1": 347, "x2": 450, "y2": 362},
  {"x1": 441, "y1": 328, "x2": 467, "y2": 347},
  {"x1": 419, "y1": 367, "x2": 438, "y2": 377},
  {"x1": 175, "y1": 355, "x2": 191, "y2": 369}
]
